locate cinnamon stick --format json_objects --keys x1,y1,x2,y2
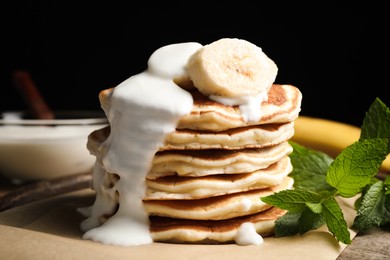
[{"x1": 12, "y1": 70, "x2": 55, "y2": 120}]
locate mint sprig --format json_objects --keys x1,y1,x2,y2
[{"x1": 261, "y1": 97, "x2": 390, "y2": 244}]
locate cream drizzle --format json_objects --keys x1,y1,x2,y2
[
  {"x1": 210, "y1": 90, "x2": 269, "y2": 122},
  {"x1": 80, "y1": 42, "x2": 201, "y2": 246},
  {"x1": 235, "y1": 222, "x2": 264, "y2": 246}
]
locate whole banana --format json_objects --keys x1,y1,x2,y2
[{"x1": 292, "y1": 116, "x2": 390, "y2": 173}]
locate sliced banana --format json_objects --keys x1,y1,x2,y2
[{"x1": 186, "y1": 38, "x2": 278, "y2": 98}]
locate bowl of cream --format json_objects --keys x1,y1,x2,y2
[{"x1": 0, "y1": 110, "x2": 108, "y2": 183}]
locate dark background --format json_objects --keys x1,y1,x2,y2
[{"x1": 2, "y1": 2, "x2": 388, "y2": 127}]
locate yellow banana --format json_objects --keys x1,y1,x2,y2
[
  {"x1": 292, "y1": 115, "x2": 390, "y2": 173},
  {"x1": 186, "y1": 38, "x2": 278, "y2": 98}
]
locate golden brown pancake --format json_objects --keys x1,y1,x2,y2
[
  {"x1": 145, "y1": 156, "x2": 292, "y2": 199},
  {"x1": 88, "y1": 120, "x2": 294, "y2": 152},
  {"x1": 162, "y1": 121, "x2": 294, "y2": 150},
  {"x1": 97, "y1": 84, "x2": 302, "y2": 132},
  {"x1": 148, "y1": 141, "x2": 293, "y2": 179},
  {"x1": 149, "y1": 206, "x2": 287, "y2": 244},
  {"x1": 143, "y1": 177, "x2": 293, "y2": 220}
]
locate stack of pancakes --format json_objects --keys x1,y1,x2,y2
[{"x1": 87, "y1": 83, "x2": 302, "y2": 244}]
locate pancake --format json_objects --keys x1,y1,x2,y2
[
  {"x1": 149, "y1": 206, "x2": 286, "y2": 244},
  {"x1": 162, "y1": 121, "x2": 294, "y2": 150},
  {"x1": 145, "y1": 156, "x2": 292, "y2": 200},
  {"x1": 143, "y1": 176, "x2": 293, "y2": 220},
  {"x1": 148, "y1": 141, "x2": 293, "y2": 179},
  {"x1": 97, "y1": 84, "x2": 302, "y2": 132},
  {"x1": 88, "y1": 120, "x2": 294, "y2": 152},
  {"x1": 177, "y1": 84, "x2": 302, "y2": 131}
]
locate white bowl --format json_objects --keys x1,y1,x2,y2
[{"x1": 0, "y1": 110, "x2": 108, "y2": 183}]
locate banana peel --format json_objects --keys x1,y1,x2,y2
[{"x1": 292, "y1": 115, "x2": 390, "y2": 173}]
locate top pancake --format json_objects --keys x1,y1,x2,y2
[{"x1": 98, "y1": 84, "x2": 302, "y2": 132}]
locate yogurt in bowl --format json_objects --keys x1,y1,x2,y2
[{"x1": 0, "y1": 110, "x2": 108, "y2": 183}]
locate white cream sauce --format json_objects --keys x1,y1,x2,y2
[
  {"x1": 235, "y1": 222, "x2": 264, "y2": 246},
  {"x1": 210, "y1": 90, "x2": 268, "y2": 122},
  {"x1": 80, "y1": 42, "x2": 201, "y2": 246},
  {"x1": 80, "y1": 41, "x2": 271, "y2": 246}
]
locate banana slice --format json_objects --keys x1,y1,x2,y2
[{"x1": 186, "y1": 38, "x2": 278, "y2": 98}]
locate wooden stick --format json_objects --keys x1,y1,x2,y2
[
  {"x1": 12, "y1": 70, "x2": 55, "y2": 120},
  {"x1": 0, "y1": 172, "x2": 92, "y2": 212}
]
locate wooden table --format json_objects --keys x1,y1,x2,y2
[{"x1": 337, "y1": 226, "x2": 390, "y2": 259}]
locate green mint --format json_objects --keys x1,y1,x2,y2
[
  {"x1": 352, "y1": 180, "x2": 388, "y2": 231},
  {"x1": 326, "y1": 138, "x2": 388, "y2": 197},
  {"x1": 360, "y1": 97, "x2": 390, "y2": 152},
  {"x1": 385, "y1": 176, "x2": 390, "y2": 195},
  {"x1": 288, "y1": 142, "x2": 334, "y2": 192},
  {"x1": 261, "y1": 97, "x2": 390, "y2": 244},
  {"x1": 322, "y1": 197, "x2": 351, "y2": 244},
  {"x1": 260, "y1": 188, "x2": 324, "y2": 213}
]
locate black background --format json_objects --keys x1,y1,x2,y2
[{"x1": 2, "y1": 1, "x2": 388, "y2": 127}]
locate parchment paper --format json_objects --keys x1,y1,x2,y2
[{"x1": 0, "y1": 189, "x2": 357, "y2": 260}]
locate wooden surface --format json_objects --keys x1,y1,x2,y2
[
  {"x1": 1, "y1": 174, "x2": 389, "y2": 259},
  {"x1": 338, "y1": 226, "x2": 390, "y2": 259}
]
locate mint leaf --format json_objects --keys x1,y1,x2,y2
[
  {"x1": 274, "y1": 208, "x2": 324, "y2": 237},
  {"x1": 274, "y1": 209, "x2": 324, "y2": 237},
  {"x1": 273, "y1": 211, "x2": 301, "y2": 236},
  {"x1": 298, "y1": 207, "x2": 325, "y2": 233},
  {"x1": 322, "y1": 197, "x2": 352, "y2": 244},
  {"x1": 326, "y1": 138, "x2": 388, "y2": 197},
  {"x1": 306, "y1": 202, "x2": 323, "y2": 213},
  {"x1": 352, "y1": 181, "x2": 387, "y2": 231},
  {"x1": 360, "y1": 98, "x2": 390, "y2": 152},
  {"x1": 385, "y1": 176, "x2": 390, "y2": 195},
  {"x1": 383, "y1": 194, "x2": 390, "y2": 226},
  {"x1": 261, "y1": 189, "x2": 323, "y2": 213},
  {"x1": 288, "y1": 141, "x2": 334, "y2": 192}
]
